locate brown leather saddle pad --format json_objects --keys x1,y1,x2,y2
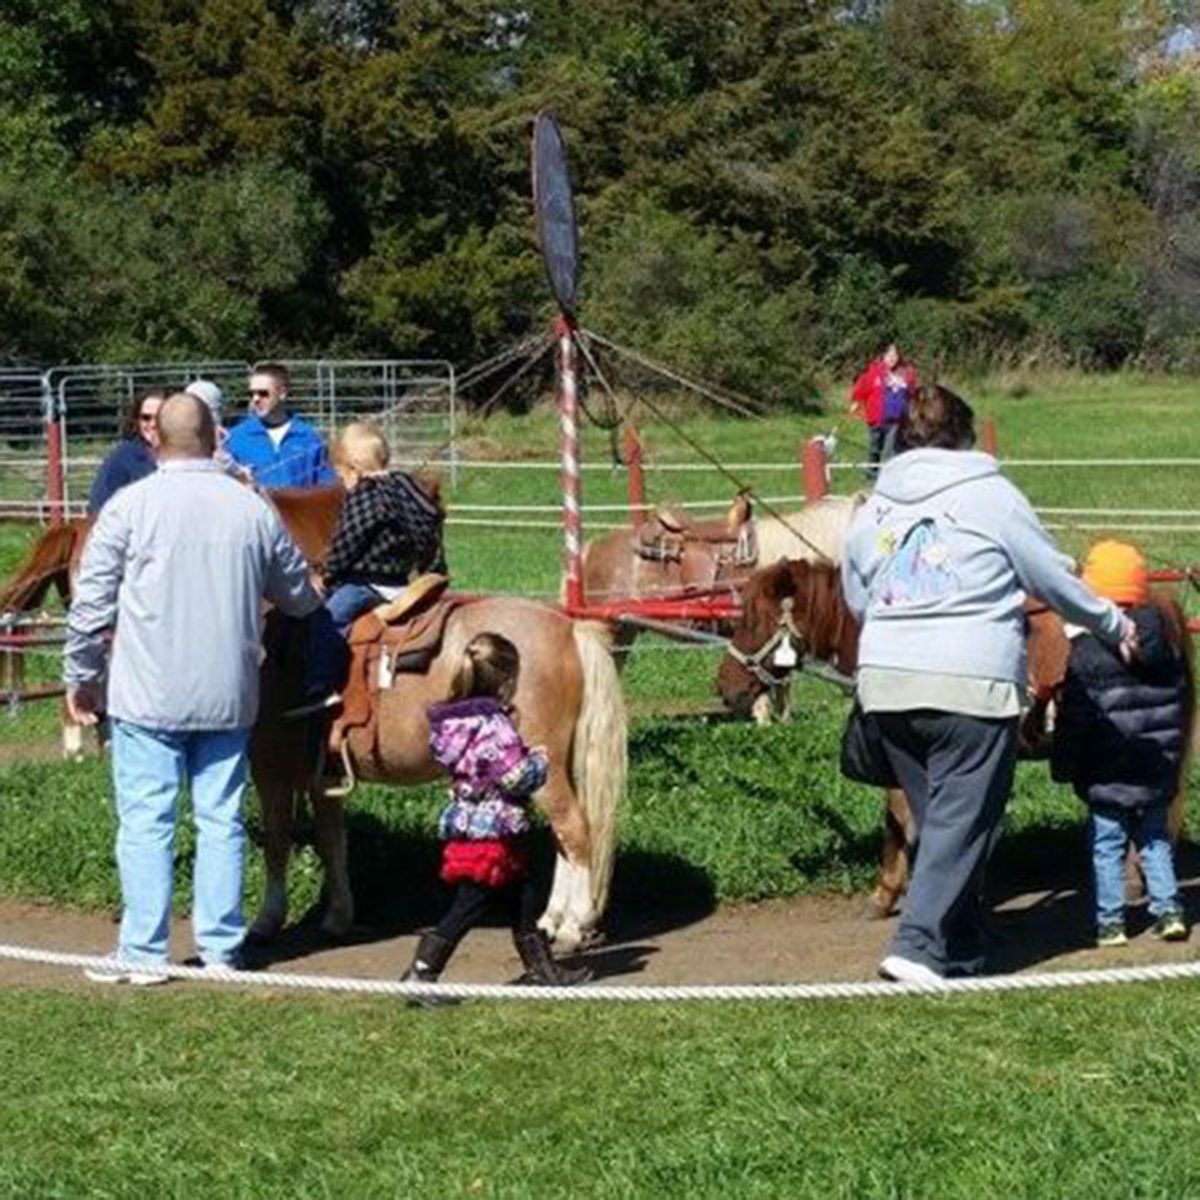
[{"x1": 331, "y1": 574, "x2": 458, "y2": 757}]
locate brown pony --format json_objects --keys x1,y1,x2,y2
[
  {"x1": 716, "y1": 558, "x2": 1193, "y2": 917},
  {"x1": 0, "y1": 518, "x2": 91, "y2": 752}
]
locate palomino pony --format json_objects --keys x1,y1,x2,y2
[
  {"x1": 0, "y1": 489, "x2": 626, "y2": 950},
  {"x1": 582, "y1": 493, "x2": 860, "y2": 614},
  {"x1": 716, "y1": 557, "x2": 1195, "y2": 918},
  {"x1": 255, "y1": 490, "x2": 627, "y2": 951},
  {"x1": 582, "y1": 492, "x2": 862, "y2": 721}
]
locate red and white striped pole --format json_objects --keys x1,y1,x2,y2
[{"x1": 557, "y1": 315, "x2": 585, "y2": 614}]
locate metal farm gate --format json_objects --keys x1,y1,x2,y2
[
  {"x1": 0, "y1": 369, "x2": 52, "y2": 521},
  {"x1": 2, "y1": 359, "x2": 456, "y2": 522}
]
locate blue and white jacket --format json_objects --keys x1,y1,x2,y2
[{"x1": 224, "y1": 413, "x2": 336, "y2": 489}]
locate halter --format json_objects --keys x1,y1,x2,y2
[{"x1": 724, "y1": 596, "x2": 807, "y2": 690}]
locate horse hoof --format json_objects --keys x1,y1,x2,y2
[
  {"x1": 547, "y1": 922, "x2": 585, "y2": 954},
  {"x1": 248, "y1": 913, "x2": 285, "y2": 943},
  {"x1": 320, "y1": 911, "x2": 354, "y2": 941},
  {"x1": 868, "y1": 891, "x2": 898, "y2": 920}
]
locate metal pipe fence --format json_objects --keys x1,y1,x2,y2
[{"x1": 1, "y1": 359, "x2": 457, "y2": 521}]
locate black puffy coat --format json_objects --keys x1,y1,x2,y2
[{"x1": 1050, "y1": 604, "x2": 1190, "y2": 811}]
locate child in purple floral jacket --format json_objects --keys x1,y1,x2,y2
[{"x1": 400, "y1": 633, "x2": 591, "y2": 997}]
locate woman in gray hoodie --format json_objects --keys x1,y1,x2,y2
[{"x1": 841, "y1": 386, "x2": 1137, "y2": 981}]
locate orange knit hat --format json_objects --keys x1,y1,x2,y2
[{"x1": 1081, "y1": 540, "x2": 1149, "y2": 606}]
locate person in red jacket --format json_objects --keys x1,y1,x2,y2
[{"x1": 850, "y1": 342, "x2": 918, "y2": 481}]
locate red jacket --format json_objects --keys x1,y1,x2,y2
[{"x1": 850, "y1": 360, "x2": 918, "y2": 427}]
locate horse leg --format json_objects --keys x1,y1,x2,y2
[
  {"x1": 536, "y1": 775, "x2": 595, "y2": 953},
  {"x1": 872, "y1": 787, "x2": 915, "y2": 918},
  {"x1": 311, "y1": 787, "x2": 354, "y2": 939},
  {"x1": 750, "y1": 692, "x2": 774, "y2": 726},
  {"x1": 249, "y1": 779, "x2": 294, "y2": 941}
]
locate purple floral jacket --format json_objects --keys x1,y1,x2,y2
[{"x1": 427, "y1": 697, "x2": 548, "y2": 841}]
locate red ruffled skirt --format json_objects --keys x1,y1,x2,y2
[{"x1": 440, "y1": 838, "x2": 530, "y2": 890}]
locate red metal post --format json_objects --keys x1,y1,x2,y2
[
  {"x1": 44, "y1": 380, "x2": 64, "y2": 526},
  {"x1": 557, "y1": 316, "x2": 585, "y2": 614},
  {"x1": 982, "y1": 417, "x2": 999, "y2": 457},
  {"x1": 802, "y1": 437, "x2": 828, "y2": 502},
  {"x1": 624, "y1": 424, "x2": 647, "y2": 529}
]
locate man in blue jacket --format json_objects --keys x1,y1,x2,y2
[{"x1": 224, "y1": 362, "x2": 337, "y2": 489}]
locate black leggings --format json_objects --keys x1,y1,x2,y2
[{"x1": 434, "y1": 877, "x2": 541, "y2": 948}]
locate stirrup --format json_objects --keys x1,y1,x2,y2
[{"x1": 318, "y1": 741, "x2": 357, "y2": 801}]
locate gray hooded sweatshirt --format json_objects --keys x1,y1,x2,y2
[{"x1": 841, "y1": 449, "x2": 1123, "y2": 687}]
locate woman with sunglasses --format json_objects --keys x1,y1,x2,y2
[{"x1": 87, "y1": 389, "x2": 168, "y2": 515}]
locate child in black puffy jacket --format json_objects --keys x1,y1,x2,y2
[{"x1": 1051, "y1": 541, "x2": 1192, "y2": 947}]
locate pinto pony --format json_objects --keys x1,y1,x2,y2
[{"x1": 716, "y1": 558, "x2": 1194, "y2": 917}]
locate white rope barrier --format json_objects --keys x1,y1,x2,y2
[{"x1": 1, "y1": 941, "x2": 1199, "y2": 1002}]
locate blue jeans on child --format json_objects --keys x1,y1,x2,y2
[
  {"x1": 110, "y1": 720, "x2": 250, "y2": 967},
  {"x1": 1090, "y1": 804, "x2": 1180, "y2": 926},
  {"x1": 303, "y1": 584, "x2": 381, "y2": 700},
  {"x1": 326, "y1": 582, "x2": 385, "y2": 633}
]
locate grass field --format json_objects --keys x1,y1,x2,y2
[{"x1": 2, "y1": 372, "x2": 1200, "y2": 1195}]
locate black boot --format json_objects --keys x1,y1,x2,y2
[
  {"x1": 400, "y1": 932, "x2": 457, "y2": 1007},
  {"x1": 514, "y1": 929, "x2": 593, "y2": 986}
]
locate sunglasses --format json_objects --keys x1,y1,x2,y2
[
  {"x1": 247, "y1": 389, "x2": 272, "y2": 399},
  {"x1": 138, "y1": 413, "x2": 158, "y2": 424}
]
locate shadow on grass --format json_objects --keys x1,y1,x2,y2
[
  {"x1": 251, "y1": 812, "x2": 717, "y2": 969},
  {"x1": 978, "y1": 827, "x2": 1200, "y2": 973}
]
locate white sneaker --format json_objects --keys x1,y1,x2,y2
[
  {"x1": 84, "y1": 963, "x2": 170, "y2": 987},
  {"x1": 878, "y1": 954, "x2": 945, "y2": 985}
]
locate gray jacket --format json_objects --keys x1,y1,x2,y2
[
  {"x1": 842, "y1": 449, "x2": 1123, "y2": 686},
  {"x1": 64, "y1": 459, "x2": 320, "y2": 730}
]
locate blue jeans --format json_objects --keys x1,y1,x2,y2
[
  {"x1": 1090, "y1": 805, "x2": 1180, "y2": 926},
  {"x1": 111, "y1": 720, "x2": 250, "y2": 967},
  {"x1": 866, "y1": 423, "x2": 900, "y2": 481},
  {"x1": 326, "y1": 582, "x2": 384, "y2": 633},
  {"x1": 302, "y1": 586, "x2": 376, "y2": 699}
]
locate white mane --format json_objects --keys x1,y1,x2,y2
[{"x1": 753, "y1": 494, "x2": 862, "y2": 566}]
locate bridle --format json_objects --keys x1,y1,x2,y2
[{"x1": 724, "y1": 596, "x2": 807, "y2": 691}]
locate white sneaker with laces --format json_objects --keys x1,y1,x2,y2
[
  {"x1": 84, "y1": 963, "x2": 170, "y2": 987},
  {"x1": 878, "y1": 954, "x2": 945, "y2": 985}
]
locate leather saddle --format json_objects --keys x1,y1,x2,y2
[
  {"x1": 330, "y1": 573, "x2": 458, "y2": 763},
  {"x1": 635, "y1": 492, "x2": 757, "y2": 569}
]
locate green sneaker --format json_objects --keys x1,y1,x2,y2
[
  {"x1": 1153, "y1": 912, "x2": 1188, "y2": 942},
  {"x1": 1096, "y1": 923, "x2": 1128, "y2": 948}
]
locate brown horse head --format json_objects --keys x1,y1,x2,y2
[{"x1": 717, "y1": 559, "x2": 858, "y2": 715}]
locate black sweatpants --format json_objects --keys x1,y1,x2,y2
[
  {"x1": 877, "y1": 710, "x2": 1019, "y2": 976},
  {"x1": 434, "y1": 877, "x2": 541, "y2": 949}
]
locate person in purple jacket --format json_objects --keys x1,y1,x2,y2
[{"x1": 399, "y1": 633, "x2": 591, "y2": 1001}]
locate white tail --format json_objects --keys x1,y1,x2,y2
[{"x1": 570, "y1": 621, "x2": 627, "y2": 918}]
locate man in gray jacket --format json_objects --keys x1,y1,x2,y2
[{"x1": 65, "y1": 393, "x2": 320, "y2": 984}]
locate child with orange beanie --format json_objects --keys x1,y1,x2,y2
[{"x1": 1051, "y1": 540, "x2": 1191, "y2": 946}]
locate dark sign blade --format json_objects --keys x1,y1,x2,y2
[{"x1": 532, "y1": 110, "x2": 580, "y2": 318}]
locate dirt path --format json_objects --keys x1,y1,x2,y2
[{"x1": 0, "y1": 868, "x2": 1196, "y2": 993}]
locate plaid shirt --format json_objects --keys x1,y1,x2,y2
[{"x1": 324, "y1": 472, "x2": 445, "y2": 586}]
